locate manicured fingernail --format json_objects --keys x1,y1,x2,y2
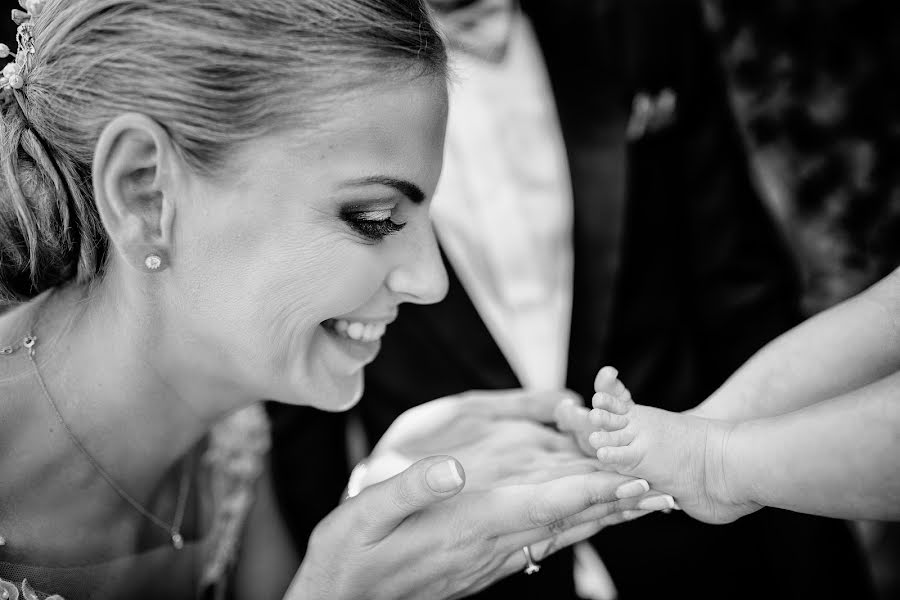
[
  {"x1": 615, "y1": 479, "x2": 650, "y2": 499},
  {"x1": 637, "y1": 495, "x2": 676, "y2": 511},
  {"x1": 426, "y1": 460, "x2": 464, "y2": 493}
]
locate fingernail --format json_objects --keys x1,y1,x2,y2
[
  {"x1": 615, "y1": 479, "x2": 650, "y2": 499},
  {"x1": 426, "y1": 460, "x2": 464, "y2": 493},
  {"x1": 637, "y1": 495, "x2": 676, "y2": 511}
]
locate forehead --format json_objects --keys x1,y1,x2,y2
[{"x1": 228, "y1": 76, "x2": 449, "y2": 195}]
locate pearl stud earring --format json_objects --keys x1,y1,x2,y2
[{"x1": 144, "y1": 254, "x2": 163, "y2": 271}]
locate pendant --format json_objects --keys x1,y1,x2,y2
[{"x1": 171, "y1": 531, "x2": 184, "y2": 550}]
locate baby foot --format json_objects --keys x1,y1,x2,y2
[{"x1": 589, "y1": 367, "x2": 757, "y2": 524}]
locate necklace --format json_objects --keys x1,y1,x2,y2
[{"x1": 1, "y1": 334, "x2": 192, "y2": 550}]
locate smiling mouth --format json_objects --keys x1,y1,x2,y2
[{"x1": 321, "y1": 319, "x2": 388, "y2": 343}]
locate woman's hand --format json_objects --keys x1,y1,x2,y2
[
  {"x1": 362, "y1": 389, "x2": 612, "y2": 490},
  {"x1": 288, "y1": 455, "x2": 663, "y2": 600}
]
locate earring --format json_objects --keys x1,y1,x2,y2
[{"x1": 144, "y1": 253, "x2": 163, "y2": 271}]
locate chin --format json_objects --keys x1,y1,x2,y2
[{"x1": 305, "y1": 372, "x2": 365, "y2": 413}]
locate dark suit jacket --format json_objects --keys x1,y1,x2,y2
[{"x1": 269, "y1": 0, "x2": 875, "y2": 597}]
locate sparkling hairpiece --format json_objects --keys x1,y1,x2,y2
[{"x1": 0, "y1": 0, "x2": 46, "y2": 92}]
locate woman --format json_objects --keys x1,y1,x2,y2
[{"x1": 0, "y1": 1, "x2": 669, "y2": 598}]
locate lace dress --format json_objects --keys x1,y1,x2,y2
[{"x1": 0, "y1": 404, "x2": 271, "y2": 600}]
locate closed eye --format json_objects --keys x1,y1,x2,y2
[{"x1": 342, "y1": 208, "x2": 407, "y2": 242}]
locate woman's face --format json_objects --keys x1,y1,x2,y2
[{"x1": 172, "y1": 76, "x2": 449, "y2": 411}]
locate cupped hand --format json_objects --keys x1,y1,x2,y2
[
  {"x1": 289, "y1": 455, "x2": 669, "y2": 600},
  {"x1": 363, "y1": 389, "x2": 604, "y2": 491}
]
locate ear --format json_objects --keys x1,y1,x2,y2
[{"x1": 92, "y1": 113, "x2": 181, "y2": 272}]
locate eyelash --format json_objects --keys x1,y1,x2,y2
[{"x1": 343, "y1": 211, "x2": 407, "y2": 241}]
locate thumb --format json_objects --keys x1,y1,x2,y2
[
  {"x1": 468, "y1": 388, "x2": 581, "y2": 423},
  {"x1": 360, "y1": 455, "x2": 466, "y2": 540}
]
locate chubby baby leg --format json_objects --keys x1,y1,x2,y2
[{"x1": 589, "y1": 367, "x2": 756, "y2": 524}]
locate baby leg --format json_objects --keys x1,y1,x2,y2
[{"x1": 589, "y1": 367, "x2": 755, "y2": 524}]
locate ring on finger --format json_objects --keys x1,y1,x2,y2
[{"x1": 522, "y1": 545, "x2": 541, "y2": 575}]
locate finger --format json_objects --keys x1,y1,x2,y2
[
  {"x1": 495, "y1": 518, "x2": 608, "y2": 580},
  {"x1": 499, "y1": 495, "x2": 640, "y2": 551},
  {"x1": 465, "y1": 388, "x2": 583, "y2": 423},
  {"x1": 501, "y1": 458, "x2": 599, "y2": 486},
  {"x1": 464, "y1": 501, "x2": 659, "y2": 597},
  {"x1": 528, "y1": 422, "x2": 585, "y2": 452},
  {"x1": 599, "y1": 508, "x2": 654, "y2": 526},
  {"x1": 358, "y1": 455, "x2": 465, "y2": 540},
  {"x1": 500, "y1": 490, "x2": 674, "y2": 552},
  {"x1": 479, "y1": 470, "x2": 634, "y2": 536},
  {"x1": 635, "y1": 493, "x2": 677, "y2": 511},
  {"x1": 530, "y1": 518, "x2": 606, "y2": 561}
]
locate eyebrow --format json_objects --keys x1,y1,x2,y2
[{"x1": 339, "y1": 176, "x2": 425, "y2": 205}]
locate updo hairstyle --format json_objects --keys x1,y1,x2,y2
[{"x1": 0, "y1": 0, "x2": 446, "y2": 304}]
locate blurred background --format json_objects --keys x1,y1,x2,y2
[
  {"x1": 705, "y1": 2, "x2": 900, "y2": 597},
  {"x1": 1, "y1": 0, "x2": 897, "y2": 597}
]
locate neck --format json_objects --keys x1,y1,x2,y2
[{"x1": 25, "y1": 277, "x2": 253, "y2": 497}]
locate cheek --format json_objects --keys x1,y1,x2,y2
[{"x1": 248, "y1": 238, "x2": 390, "y2": 359}]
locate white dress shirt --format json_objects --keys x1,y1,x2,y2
[{"x1": 431, "y1": 11, "x2": 573, "y2": 391}]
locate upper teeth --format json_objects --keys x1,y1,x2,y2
[{"x1": 331, "y1": 319, "x2": 387, "y2": 343}]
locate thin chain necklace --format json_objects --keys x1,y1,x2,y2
[{"x1": 1, "y1": 333, "x2": 192, "y2": 550}]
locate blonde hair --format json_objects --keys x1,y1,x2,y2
[{"x1": 0, "y1": 0, "x2": 446, "y2": 303}]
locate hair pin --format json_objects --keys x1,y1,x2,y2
[{"x1": 1, "y1": 0, "x2": 45, "y2": 92}]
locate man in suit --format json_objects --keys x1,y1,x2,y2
[{"x1": 269, "y1": 0, "x2": 875, "y2": 597}]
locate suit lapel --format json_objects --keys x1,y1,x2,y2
[
  {"x1": 524, "y1": 0, "x2": 631, "y2": 395},
  {"x1": 410, "y1": 248, "x2": 521, "y2": 390},
  {"x1": 419, "y1": 1, "x2": 630, "y2": 396}
]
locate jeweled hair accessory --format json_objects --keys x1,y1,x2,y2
[{"x1": 0, "y1": 0, "x2": 46, "y2": 92}]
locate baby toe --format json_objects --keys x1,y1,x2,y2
[
  {"x1": 589, "y1": 408, "x2": 629, "y2": 431},
  {"x1": 593, "y1": 366, "x2": 620, "y2": 393},
  {"x1": 595, "y1": 444, "x2": 635, "y2": 466},
  {"x1": 591, "y1": 391, "x2": 629, "y2": 415},
  {"x1": 588, "y1": 428, "x2": 634, "y2": 448}
]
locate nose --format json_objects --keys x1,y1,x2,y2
[{"x1": 386, "y1": 221, "x2": 449, "y2": 305}]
